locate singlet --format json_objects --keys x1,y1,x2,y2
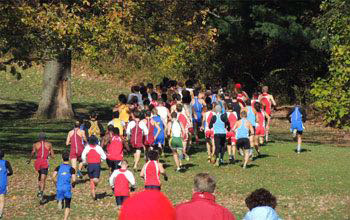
[
  {"x1": 226, "y1": 111, "x2": 238, "y2": 131},
  {"x1": 119, "y1": 104, "x2": 130, "y2": 123},
  {"x1": 236, "y1": 119, "x2": 249, "y2": 139},
  {"x1": 107, "y1": 135, "x2": 123, "y2": 161},
  {"x1": 237, "y1": 93, "x2": 246, "y2": 107},
  {"x1": 37, "y1": 141, "x2": 50, "y2": 160},
  {"x1": 213, "y1": 113, "x2": 226, "y2": 134},
  {"x1": 113, "y1": 169, "x2": 130, "y2": 196},
  {"x1": 70, "y1": 128, "x2": 84, "y2": 154},
  {"x1": 193, "y1": 97, "x2": 203, "y2": 116},
  {"x1": 177, "y1": 113, "x2": 188, "y2": 129},
  {"x1": 145, "y1": 118, "x2": 155, "y2": 144},
  {"x1": 171, "y1": 120, "x2": 182, "y2": 137},
  {"x1": 247, "y1": 106, "x2": 256, "y2": 127},
  {"x1": 56, "y1": 164, "x2": 72, "y2": 190},
  {"x1": 256, "y1": 111, "x2": 266, "y2": 127},
  {"x1": 0, "y1": 160, "x2": 7, "y2": 187},
  {"x1": 87, "y1": 145, "x2": 101, "y2": 164},
  {"x1": 153, "y1": 115, "x2": 164, "y2": 136},
  {"x1": 291, "y1": 107, "x2": 303, "y2": 124},
  {"x1": 204, "y1": 111, "x2": 214, "y2": 131},
  {"x1": 112, "y1": 118, "x2": 124, "y2": 136},
  {"x1": 156, "y1": 106, "x2": 168, "y2": 126},
  {"x1": 130, "y1": 121, "x2": 143, "y2": 147},
  {"x1": 183, "y1": 104, "x2": 192, "y2": 122},
  {"x1": 260, "y1": 93, "x2": 272, "y2": 115},
  {"x1": 144, "y1": 160, "x2": 161, "y2": 186}
]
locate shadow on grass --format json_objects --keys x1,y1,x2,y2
[
  {"x1": 96, "y1": 192, "x2": 112, "y2": 200},
  {"x1": 40, "y1": 194, "x2": 56, "y2": 205},
  {"x1": 76, "y1": 179, "x2": 90, "y2": 185}
]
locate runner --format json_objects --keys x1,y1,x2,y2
[
  {"x1": 87, "y1": 112, "x2": 105, "y2": 143},
  {"x1": 106, "y1": 127, "x2": 127, "y2": 172},
  {"x1": 143, "y1": 111, "x2": 160, "y2": 160},
  {"x1": 52, "y1": 152, "x2": 76, "y2": 220},
  {"x1": 191, "y1": 89, "x2": 205, "y2": 145},
  {"x1": 28, "y1": 132, "x2": 54, "y2": 202},
  {"x1": 109, "y1": 160, "x2": 136, "y2": 212},
  {"x1": 81, "y1": 135, "x2": 107, "y2": 200},
  {"x1": 156, "y1": 100, "x2": 171, "y2": 138},
  {"x1": 201, "y1": 103, "x2": 215, "y2": 163},
  {"x1": 226, "y1": 102, "x2": 238, "y2": 164},
  {"x1": 287, "y1": 104, "x2": 307, "y2": 154},
  {"x1": 258, "y1": 86, "x2": 277, "y2": 142},
  {"x1": 255, "y1": 102, "x2": 270, "y2": 147},
  {"x1": 108, "y1": 111, "x2": 125, "y2": 137},
  {"x1": 234, "y1": 111, "x2": 255, "y2": 169},
  {"x1": 66, "y1": 121, "x2": 87, "y2": 178},
  {"x1": 126, "y1": 110, "x2": 149, "y2": 170},
  {"x1": 114, "y1": 94, "x2": 130, "y2": 126},
  {"x1": 168, "y1": 112, "x2": 185, "y2": 171},
  {"x1": 244, "y1": 100, "x2": 258, "y2": 157},
  {"x1": 0, "y1": 149, "x2": 13, "y2": 219},
  {"x1": 209, "y1": 105, "x2": 229, "y2": 166},
  {"x1": 151, "y1": 108, "x2": 165, "y2": 156},
  {"x1": 176, "y1": 104, "x2": 190, "y2": 161},
  {"x1": 234, "y1": 83, "x2": 249, "y2": 107},
  {"x1": 140, "y1": 150, "x2": 168, "y2": 191}
]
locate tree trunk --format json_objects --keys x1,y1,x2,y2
[{"x1": 35, "y1": 51, "x2": 74, "y2": 119}]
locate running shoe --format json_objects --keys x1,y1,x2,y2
[
  {"x1": 207, "y1": 156, "x2": 211, "y2": 163},
  {"x1": 37, "y1": 191, "x2": 43, "y2": 199},
  {"x1": 176, "y1": 167, "x2": 181, "y2": 172}
]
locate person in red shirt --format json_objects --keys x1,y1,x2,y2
[
  {"x1": 28, "y1": 132, "x2": 55, "y2": 203},
  {"x1": 226, "y1": 102, "x2": 238, "y2": 164},
  {"x1": 258, "y1": 86, "x2": 276, "y2": 143},
  {"x1": 175, "y1": 173, "x2": 236, "y2": 220},
  {"x1": 109, "y1": 160, "x2": 135, "y2": 213},
  {"x1": 81, "y1": 135, "x2": 107, "y2": 200},
  {"x1": 140, "y1": 150, "x2": 168, "y2": 190},
  {"x1": 66, "y1": 121, "x2": 87, "y2": 178}
]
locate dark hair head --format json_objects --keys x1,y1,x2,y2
[
  {"x1": 193, "y1": 89, "x2": 200, "y2": 97},
  {"x1": 0, "y1": 149, "x2": 4, "y2": 159},
  {"x1": 161, "y1": 94, "x2": 167, "y2": 102},
  {"x1": 119, "y1": 94, "x2": 127, "y2": 104},
  {"x1": 142, "y1": 93, "x2": 148, "y2": 100},
  {"x1": 88, "y1": 135, "x2": 98, "y2": 145},
  {"x1": 113, "y1": 127, "x2": 120, "y2": 136},
  {"x1": 176, "y1": 104, "x2": 183, "y2": 112},
  {"x1": 62, "y1": 151, "x2": 70, "y2": 161},
  {"x1": 145, "y1": 110, "x2": 152, "y2": 117},
  {"x1": 130, "y1": 96, "x2": 138, "y2": 104},
  {"x1": 245, "y1": 188, "x2": 277, "y2": 210},
  {"x1": 246, "y1": 99, "x2": 251, "y2": 106},
  {"x1": 205, "y1": 97, "x2": 212, "y2": 105},
  {"x1": 107, "y1": 124, "x2": 114, "y2": 132},
  {"x1": 254, "y1": 102, "x2": 262, "y2": 112},
  {"x1": 227, "y1": 102, "x2": 233, "y2": 110},
  {"x1": 74, "y1": 120, "x2": 81, "y2": 128},
  {"x1": 140, "y1": 86, "x2": 147, "y2": 94},
  {"x1": 148, "y1": 150, "x2": 159, "y2": 161},
  {"x1": 38, "y1": 132, "x2": 46, "y2": 141},
  {"x1": 133, "y1": 110, "x2": 141, "y2": 119},
  {"x1": 151, "y1": 92, "x2": 158, "y2": 101},
  {"x1": 171, "y1": 111, "x2": 177, "y2": 119},
  {"x1": 147, "y1": 83, "x2": 154, "y2": 89},
  {"x1": 207, "y1": 103, "x2": 213, "y2": 110},
  {"x1": 114, "y1": 111, "x2": 120, "y2": 119},
  {"x1": 185, "y1": 80, "x2": 193, "y2": 88},
  {"x1": 90, "y1": 112, "x2": 98, "y2": 118}
]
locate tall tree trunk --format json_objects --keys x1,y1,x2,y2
[{"x1": 35, "y1": 51, "x2": 74, "y2": 119}]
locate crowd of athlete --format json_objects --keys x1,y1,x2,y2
[{"x1": 0, "y1": 78, "x2": 307, "y2": 220}]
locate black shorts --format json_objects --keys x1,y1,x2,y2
[
  {"x1": 145, "y1": 185, "x2": 161, "y2": 190},
  {"x1": 38, "y1": 168, "x2": 48, "y2": 175},
  {"x1": 236, "y1": 138, "x2": 250, "y2": 150},
  {"x1": 106, "y1": 159, "x2": 121, "y2": 171},
  {"x1": 115, "y1": 196, "x2": 128, "y2": 206},
  {"x1": 87, "y1": 163, "x2": 101, "y2": 178},
  {"x1": 297, "y1": 130, "x2": 303, "y2": 135}
]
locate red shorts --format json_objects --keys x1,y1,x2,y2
[
  {"x1": 70, "y1": 148, "x2": 83, "y2": 161},
  {"x1": 34, "y1": 159, "x2": 49, "y2": 171},
  {"x1": 226, "y1": 131, "x2": 237, "y2": 144},
  {"x1": 205, "y1": 129, "x2": 214, "y2": 139},
  {"x1": 256, "y1": 126, "x2": 265, "y2": 136}
]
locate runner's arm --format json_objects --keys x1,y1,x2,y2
[
  {"x1": 52, "y1": 166, "x2": 59, "y2": 184},
  {"x1": 159, "y1": 163, "x2": 168, "y2": 181},
  {"x1": 49, "y1": 143, "x2": 55, "y2": 159},
  {"x1": 265, "y1": 113, "x2": 271, "y2": 128},
  {"x1": 66, "y1": 131, "x2": 71, "y2": 146},
  {"x1": 81, "y1": 146, "x2": 89, "y2": 163},
  {"x1": 96, "y1": 146, "x2": 107, "y2": 161},
  {"x1": 71, "y1": 167, "x2": 76, "y2": 187},
  {"x1": 248, "y1": 122, "x2": 255, "y2": 135},
  {"x1": 27, "y1": 144, "x2": 36, "y2": 163},
  {"x1": 109, "y1": 170, "x2": 117, "y2": 187},
  {"x1": 140, "y1": 164, "x2": 146, "y2": 178},
  {"x1": 126, "y1": 170, "x2": 136, "y2": 186},
  {"x1": 140, "y1": 121, "x2": 149, "y2": 136},
  {"x1": 5, "y1": 161, "x2": 13, "y2": 176},
  {"x1": 270, "y1": 95, "x2": 277, "y2": 106},
  {"x1": 126, "y1": 121, "x2": 134, "y2": 139},
  {"x1": 153, "y1": 121, "x2": 161, "y2": 140}
]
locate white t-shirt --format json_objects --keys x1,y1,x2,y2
[
  {"x1": 156, "y1": 106, "x2": 169, "y2": 126},
  {"x1": 171, "y1": 120, "x2": 182, "y2": 137}
]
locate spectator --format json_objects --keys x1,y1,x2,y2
[
  {"x1": 176, "y1": 173, "x2": 236, "y2": 220},
  {"x1": 243, "y1": 188, "x2": 281, "y2": 220},
  {"x1": 119, "y1": 190, "x2": 175, "y2": 220}
]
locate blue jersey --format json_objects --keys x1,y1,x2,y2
[
  {"x1": 213, "y1": 114, "x2": 226, "y2": 134},
  {"x1": 193, "y1": 97, "x2": 203, "y2": 122},
  {"x1": 57, "y1": 164, "x2": 73, "y2": 191},
  {"x1": 0, "y1": 160, "x2": 8, "y2": 195},
  {"x1": 236, "y1": 119, "x2": 249, "y2": 139},
  {"x1": 290, "y1": 107, "x2": 303, "y2": 131},
  {"x1": 247, "y1": 106, "x2": 256, "y2": 127},
  {"x1": 153, "y1": 115, "x2": 165, "y2": 145}
]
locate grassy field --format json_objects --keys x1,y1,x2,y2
[{"x1": 0, "y1": 69, "x2": 350, "y2": 220}]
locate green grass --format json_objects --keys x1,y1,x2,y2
[{"x1": 1, "y1": 69, "x2": 350, "y2": 220}]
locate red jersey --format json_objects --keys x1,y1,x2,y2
[
  {"x1": 226, "y1": 111, "x2": 238, "y2": 131},
  {"x1": 144, "y1": 118, "x2": 155, "y2": 146},
  {"x1": 36, "y1": 141, "x2": 50, "y2": 160},
  {"x1": 260, "y1": 93, "x2": 272, "y2": 115},
  {"x1": 178, "y1": 113, "x2": 188, "y2": 129},
  {"x1": 110, "y1": 169, "x2": 135, "y2": 196},
  {"x1": 107, "y1": 135, "x2": 123, "y2": 161},
  {"x1": 70, "y1": 128, "x2": 84, "y2": 155},
  {"x1": 143, "y1": 160, "x2": 160, "y2": 186},
  {"x1": 87, "y1": 145, "x2": 101, "y2": 164},
  {"x1": 237, "y1": 93, "x2": 246, "y2": 107},
  {"x1": 130, "y1": 121, "x2": 144, "y2": 148}
]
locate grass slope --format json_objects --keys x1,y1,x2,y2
[{"x1": 0, "y1": 70, "x2": 350, "y2": 220}]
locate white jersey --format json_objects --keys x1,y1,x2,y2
[
  {"x1": 204, "y1": 111, "x2": 215, "y2": 132},
  {"x1": 156, "y1": 106, "x2": 169, "y2": 126},
  {"x1": 171, "y1": 120, "x2": 182, "y2": 137}
]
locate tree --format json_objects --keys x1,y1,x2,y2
[
  {"x1": 0, "y1": 0, "x2": 128, "y2": 119},
  {"x1": 310, "y1": 0, "x2": 350, "y2": 128}
]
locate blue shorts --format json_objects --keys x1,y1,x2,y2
[
  {"x1": 291, "y1": 122, "x2": 303, "y2": 132},
  {"x1": 0, "y1": 185, "x2": 7, "y2": 195},
  {"x1": 87, "y1": 163, "x2": 101, "y2": 178},
  {"x1": 56, "y1": 188, "x2": 72, "y2": 200},
  {"x1": 154, "y1": 134, "x2": 165, "y2": 145}
]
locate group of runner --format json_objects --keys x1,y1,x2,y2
[{"x1": 0, "y1": 78, "x2": 307, "y2": 220}]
